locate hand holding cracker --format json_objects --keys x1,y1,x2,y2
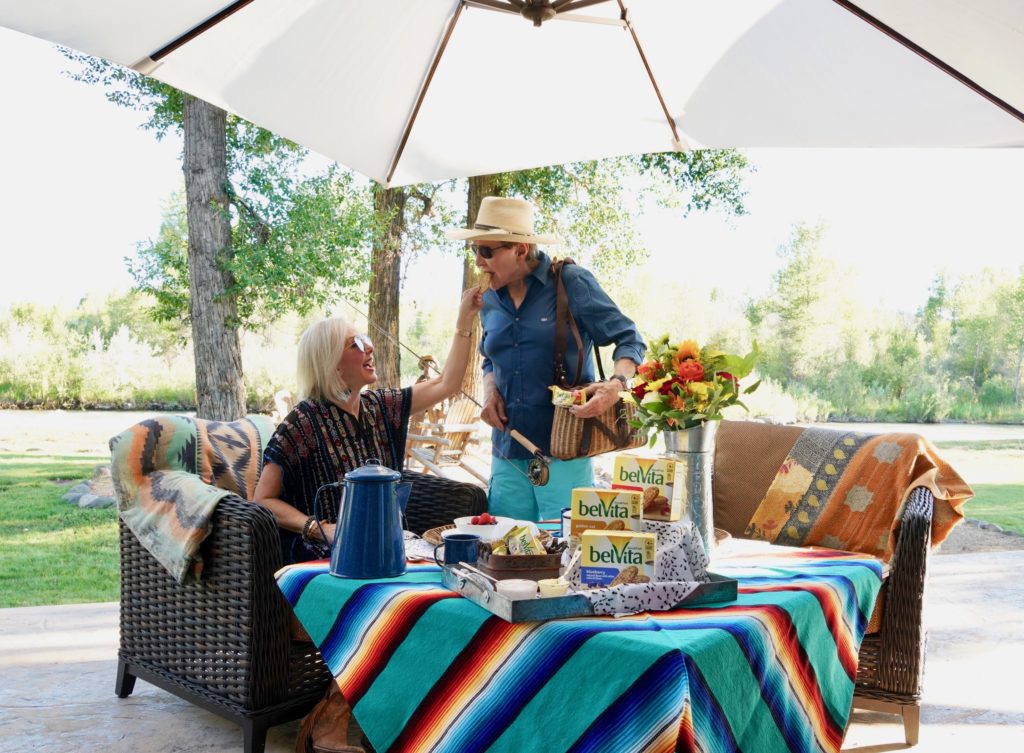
[{"x1": 477, "y1": 271, "x2": 493, "y2": 293}]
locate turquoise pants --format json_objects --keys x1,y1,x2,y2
[{"x1": 488, "y1": 456, "x2": 593, "y2": 521}]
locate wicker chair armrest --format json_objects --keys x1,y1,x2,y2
[
  {"x1": 119, "y1": 495, "x2": 292, "y2": 710},
  {"x1": 401, "y1": 470, "x2": 487, "y2": 535},
  {"x1": 875, "y1": 485, "x2": 934, "y2": 696}
]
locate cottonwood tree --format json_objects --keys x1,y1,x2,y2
[
  {"x1": 999, "y1": 270, "x2": 1024, "y2": 406},
  {"x1": 65, "y1": 52, "x2": 371, "y2": 419},
  {"x1": 746, "y1": 222, "x2": 844, "y2": 383}
]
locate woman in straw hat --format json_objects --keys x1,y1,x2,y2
[{"x1": 448, "y1": 197, "x2": 645, "y2": 521}]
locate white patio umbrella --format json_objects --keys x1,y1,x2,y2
[{"x1": 1, "y1": 0, "x2": 1022, "y2": 186}]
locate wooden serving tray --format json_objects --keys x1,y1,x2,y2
[
  {"x1": 476, "y1": 547, "x2": 562, "y2": 581},
  {"x1": 441, "y1": 567, "x2": 737, "y2": 623}
]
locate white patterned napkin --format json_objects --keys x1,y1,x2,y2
[{"x1": 563, "y1": 520, "x2": 710, "y2": 616}]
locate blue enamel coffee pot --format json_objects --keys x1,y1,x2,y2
[{"x1": 314, "y1": 460, "x2": 412, "y2": 579}]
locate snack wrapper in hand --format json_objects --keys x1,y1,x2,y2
[{"x1": 550, "y1": 385, "x2": 587, "y2": 407}]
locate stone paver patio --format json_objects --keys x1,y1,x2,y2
[{"x1": 2, "y1": 550, "x2": 1021, "y2": 753}]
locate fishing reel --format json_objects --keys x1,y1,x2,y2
[
  {"x1": 508, "y1": 428, "x2": 551, "y2": 486},
  {"x1": 527, "y1": 457, "x2": 550, "y2": 486}
]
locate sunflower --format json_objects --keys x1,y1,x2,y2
[{"x1": 675, "y1": 339, "x2": 700, "y2": 362}]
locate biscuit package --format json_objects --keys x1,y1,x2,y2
[
  {"x1": 580, "y1": 530, "x2": 656, "y2": 588},
  {"x1": 549, "y1": 385, "x2": 588, "y2": 407},
  {"x1": 569, "y1": 488, "x2": 643, "y2": 538},
  {"x1": 611, "y1": 455, "x2": 685, "y2": 522}
]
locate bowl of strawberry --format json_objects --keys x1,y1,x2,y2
[{"x1": 452, "y1": 513, "x2": 516, "y2": 540}]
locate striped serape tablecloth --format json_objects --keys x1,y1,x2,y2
[{"x1": 276, "y1": 544, "x2": 881, "y2": 753}]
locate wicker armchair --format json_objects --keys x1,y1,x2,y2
[
  {"x1": 712, "y1": 421, "x2": 952, "y2": 747},
  {"x1": 851, "y1": 485, "x2": 933, "y2": 745},
  {"x1": 115, "y1": 470, "x2": 486, "y2": 753}
]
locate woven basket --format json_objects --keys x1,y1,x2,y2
[
  {"x1": 423, "y1": 524, "x2": 456, "y2": 546},
  {"x1": 550, "y1": 400, "x2": 644, "y2": 460}
]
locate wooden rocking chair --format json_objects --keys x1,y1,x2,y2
[{"x1": 407, "y1": 397, "x2": 488, "y2": 485}]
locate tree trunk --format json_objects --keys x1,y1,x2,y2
[
  {"x1": 369, "y1": 185, "x2": 407, "y2": 389},
  {"x1": 460, "y1": 174, "x2": 502, "y2": 401},
  {"x1": 183, "y1": 95, "x2": 246, "y2": 421}
]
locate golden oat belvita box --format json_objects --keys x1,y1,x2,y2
[
  {"x1": 569, "y1": 487, "x2": 643, "y2": 537},
  {"x1": 611, "y1": 454, "x2": 685, "y2": 522},
  {"x1": 579, "y1": 530, "x2": 656, "y2": 588}
]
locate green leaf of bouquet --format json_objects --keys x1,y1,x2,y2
[{"x1": 743, "y1": 379, "x2": 761, "y2": 394}]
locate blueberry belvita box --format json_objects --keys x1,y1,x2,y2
[
  {"x1": 570, "y1": 487, "x2": 643, "y2": 537},
  {"x1": 579, "y1": 530, "x2": 656, "y2": 588}
]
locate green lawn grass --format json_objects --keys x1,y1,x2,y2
[
  {"x1": 0, "y1": 454, "x2": 118, "y2": 607},
  {"x1": 964, "y1": 484, "x2": 1024, "y2": 535},
  {"x1": 1, "y1": 449, "x2": 1022, "y2": 608}
]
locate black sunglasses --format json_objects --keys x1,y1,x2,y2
[{"x1": 470, "y1": 243, "x2": 513, "y2": 259}]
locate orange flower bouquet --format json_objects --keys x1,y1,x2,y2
[{"x1": 626, "y1": 335, "x2": 760, "y2": 441}]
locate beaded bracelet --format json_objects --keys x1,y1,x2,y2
[
  {"x1": 300, "y1": 516, "x2": 318, "y2": 545},
  {"x1": 301, "y1": 516, "x2": 330, "y2": 558}
]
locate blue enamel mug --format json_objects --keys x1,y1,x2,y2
[{"x1": 434, "y1": 533, "x2": 480, "y2": 567}]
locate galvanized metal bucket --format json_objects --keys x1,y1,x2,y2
[{"x1": 663, "y1": 421, "x2": 718, "y2": 556}]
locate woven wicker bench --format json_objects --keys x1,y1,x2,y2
[
  {"x1": 713, "y1": 421, "x2": 934, "y2": 746},
  {"x1": 115, "y1": 469, "x2": 485, "y2": 753}
]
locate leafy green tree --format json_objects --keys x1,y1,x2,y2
[
  {"x1": 64, "y1": 52, "x2": 372, "y2": 417},
  {"x1": 746, "y1": 222, "x2": 841, "y2": 382},
  {"x1": 863, "y1": 321, "x2": 924, "y2": 400},
  {"x1": 489, "y1": 151, "x2": 750, "y2": 282},
  {"x1": 996, "y1": 268, "x2": 1024, "y2": 405},
  {"x1": 945, "y1": 270, "x2": 1002, "y2": 392}
]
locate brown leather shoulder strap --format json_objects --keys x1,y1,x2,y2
[
  {"x1": 551, "y1": 258, "x2": 608, "y2": 388},
  {"x1": 551, "y1": 258, "x2": 587, "y2": 388}
]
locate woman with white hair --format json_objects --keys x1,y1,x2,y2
[{"x1": 254, "y1": 288, "x2": 481, "y2": 565}]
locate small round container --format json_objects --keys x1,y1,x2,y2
[
  {"x1": 537, "y1": 578, "x2": 570, "y2": 598},
  {"x1": 495, "y1": 578, "x2": 538, "y2": 600},
  {"x1": 560, "y1": 507, "x2": 571, "y2": 539}
]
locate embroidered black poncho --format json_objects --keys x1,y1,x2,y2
[{"x1": 263, "y1": 388, "x2": 412, "y2": 564}]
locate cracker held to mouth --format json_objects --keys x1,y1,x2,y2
[{"x1": 478, "y1": 271, "x2": 493, "y2": 293}]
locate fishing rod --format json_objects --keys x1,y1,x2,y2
[{"x1": 340, "y1": 297, "x2": 551, "y2": 486}]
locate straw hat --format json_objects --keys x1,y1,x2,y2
[{"x1": 446, "y1": 197, "x2": 560, "y2": 245}]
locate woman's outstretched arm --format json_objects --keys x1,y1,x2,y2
[{"x1": 409, "y1": 287, "x2": 482, "y2": 415}]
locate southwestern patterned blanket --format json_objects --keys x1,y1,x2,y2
[
  {"x1": 745, "y1": 428, "x2": 972, "y2": 561},
  {"x1": 109, "y1": 414, "x2": 273, "y2": 583}
]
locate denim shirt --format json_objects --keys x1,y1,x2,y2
[{"x1": 480, "y1": 251, "x2": 646, "y2": 459}]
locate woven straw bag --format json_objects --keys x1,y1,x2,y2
[{"x1": 548, "y1": 259, "x2": 644, "y2": 460}]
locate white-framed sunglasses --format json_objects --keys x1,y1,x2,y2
[{"x1": 346, "y1": 334, "x2": 373, "y2": 353}]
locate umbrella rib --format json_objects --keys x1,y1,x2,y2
[
  {"x1": 150, "y1": 0, "x2": 256, "y2": 62},
  {"x1": 554, "y1": 0, "x2": 615, "y2": 13},
  {"x1": 616, "y1": 0, "x2": 683, "y2": 148},
  {"x1": 386, "y1": 1, "x2": 467, "y2": 185},
  {"x1": 833, "y1": 0, "x2": 1024, "y2": 125},
  {"x1": 466, "y1": 0, "x2": 521, "y2": 14}
]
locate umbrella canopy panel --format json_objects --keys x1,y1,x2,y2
[{"x1": 1, "y1": 0, "x2": 1022, "y2": 186}]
